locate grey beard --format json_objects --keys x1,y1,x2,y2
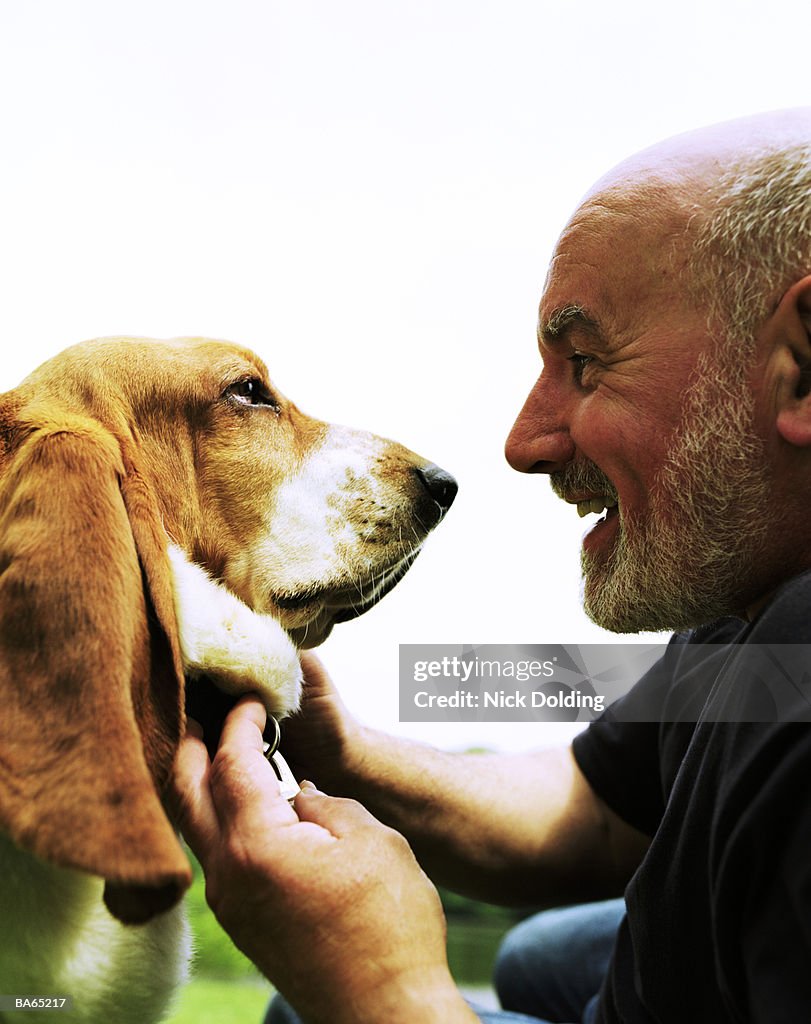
[{"x1": 574, "y1": 349, "x2": 771, "y2": 633}]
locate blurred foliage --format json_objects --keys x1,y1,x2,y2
[
  {"x1": 439, "y1": 885, "x2": 532, "y2": 985},
  {"x1": 439, "y1": 885, "x2": 529, "y2": 921}
]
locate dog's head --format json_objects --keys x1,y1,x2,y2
[{"x1": 0, "y1": 336, "x2": 455, "y2": 923}]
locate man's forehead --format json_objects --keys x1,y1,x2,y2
[
  {"x1": 544, "y1": 121, "x2": 732, "y2": 291},
  {"x1": 539, "y1": 186, "x2": 690, "y2": 326},
  {"x1": 558, "y1": 180, "x2": 687, "y2": 256},
  {"x1": 536, "y1": 108, "x2": 811, "y2": 350}
]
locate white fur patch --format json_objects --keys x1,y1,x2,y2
[
  {"x1": 226, "y1": 424, "x2": 395, "y2": 608},
  {"x1": 259, "y1": 424, "x2": 383, "y2": 587},
  {"x1": 0, "y1": 834, "x2": 190, "y2": 1024},
  {"x1": 167, "y1": 544, "x2": 302, "y2": 717}
]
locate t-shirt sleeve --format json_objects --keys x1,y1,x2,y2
[
  {"x1": 572, "y1": 621, "x2": 745, "y2": 837},
  {"x1": 572, "y1": 656, "x2": 672, "y2": 837}
]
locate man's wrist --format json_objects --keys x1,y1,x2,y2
[
  {"x1": 393, "y1": 975, "x2": 481, "y2": 1024},
  {"x1": 327, "y1": 965, "x2": 479, "y2": 1024},
  {"x1": 324, "y1": 721, "x2": 378, "y2": 794}
]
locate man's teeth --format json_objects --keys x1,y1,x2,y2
[{"x1": 576, "y1": 496, "x2": 618, "y2": 518}]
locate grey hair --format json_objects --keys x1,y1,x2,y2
[{"x1": 687, "y1": 142, "x2": 811, "y2": 349}]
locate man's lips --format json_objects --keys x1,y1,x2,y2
[{"x1": 581, "y1": 502, "x2": 621, "y2": 556}]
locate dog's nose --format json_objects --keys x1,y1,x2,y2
[{"x1": 416, "y1": 463, "x2": 458, "y2": 514}]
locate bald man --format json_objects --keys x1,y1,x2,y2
[{"x1": 170, "y1": 109, "x2": 811, "y2": 1024}]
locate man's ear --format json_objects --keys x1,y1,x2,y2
[{"x1": 774, "y1": 276, "x2": 811, "y2": 447}]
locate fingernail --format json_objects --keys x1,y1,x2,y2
[{"x1": 299, "y1": 780, "x2": 322, "y2": 793}]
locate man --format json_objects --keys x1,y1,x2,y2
[{"x1": 170, "y1": 108, "x2": 811, "y2": 1023}]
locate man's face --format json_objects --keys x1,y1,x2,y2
[{"x1": 505, "y1": 192, "x2": 772, "y2": 632}]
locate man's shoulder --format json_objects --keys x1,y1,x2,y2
[
  {"x1": 679, "y1": 617, "x2": 746, "y2": 647},
  {"x1": 678, "y1": 569, "x2": 811, "y2": 648},
  {"x1": 748, "y1": 568, "x2": 811, "y2": 643}
]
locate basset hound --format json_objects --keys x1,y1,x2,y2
[{"x1": 0, "y1": 336, "x2": 456, "y2": 1023}]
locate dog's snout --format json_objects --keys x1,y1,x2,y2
[{"x1": 415, "y1": 463, "x2": 458, "y2": 514}]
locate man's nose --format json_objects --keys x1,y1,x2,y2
[{"x1": 504, "y1": 376, "x2": 575, "y2": 474}]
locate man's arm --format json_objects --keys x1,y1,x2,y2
[
  {"x1": 170, "y1": 657, "x2": 648, "y2": 1023},
  {"x1": 284, "y1": 653, "x2": 650, "y2": 906}
]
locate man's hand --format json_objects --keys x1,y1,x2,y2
[
  {"x1": 169, "y1": 696, "x2": 477, "y2": 1024},
  {"x1": 278, "y1": 651, "x2": 365, "y2": 789}
]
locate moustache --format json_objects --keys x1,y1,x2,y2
[{"x1": 549, "y1": 460, "x2": 618, "y2": 503}]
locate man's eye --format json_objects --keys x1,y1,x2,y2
[
  {"x1": 225, "y1": 379, "x2": 280, "y2": 410},
  {"x1": 568, "y1": 352, "x2": 594, "y2": 383}
]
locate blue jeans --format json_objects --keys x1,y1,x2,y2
[
  {"x1": 263, "y1": 899, "x2": 624, "y2": 1024},
  {"x1": 492, "y1": 899, "x2": 624, "y2": 1022}
]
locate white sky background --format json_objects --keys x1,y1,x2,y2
[{"x1": 0, "y1": 1, "x2": 806, "y2": 752}]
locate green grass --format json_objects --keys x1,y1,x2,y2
[{"x1": 165, "y1": 977, "x2": 273, "y2": 1024}]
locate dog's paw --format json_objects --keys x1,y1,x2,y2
[{"x1": 167, "y1": 544, "x2": 302, "y2": 717}]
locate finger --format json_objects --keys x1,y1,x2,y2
[
  {"x1": 208, "y1": 696, "x2": 299, "y2": 832},
  {"x1": 293, "y1": 787, "x2": 386, "y2": 838},
  {"x1": 298, "y1": 649, "x2": 334, "y2": 696},
  {"x1": 299, "y1": 649, "x2": 326, "y2": 677},
  {"x1": 167, "y1": 729, "x2": 220, "y2": 863},
  {"x1": 218, "y1": 694, "x2": 268, "y2": 758}
]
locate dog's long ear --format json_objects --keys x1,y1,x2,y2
[{"x1": 0, "y1": 417, "x2": 191, "y2": 923}]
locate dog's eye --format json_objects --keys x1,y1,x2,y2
[{"x1": 225, "y1": 379, "x2": 280, "y2": 410}]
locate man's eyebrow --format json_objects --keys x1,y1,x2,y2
[{"x1": 538, "y1": 304, "x2": 603, "y2": 345}]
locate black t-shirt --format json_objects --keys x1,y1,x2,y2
[{"x1": 572, "y1": 570, "x2": 811, "y2": 1023}]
